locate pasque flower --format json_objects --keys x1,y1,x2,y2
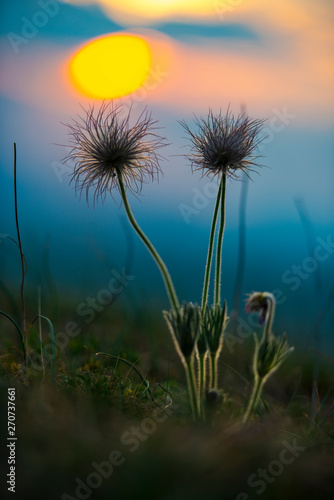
[
  {"x1": 63, "y1": 102, "x2": 179, "y2": 311},
  {"x1": 181, "y1": 109, "x2": 266, "y2": 314},
  {"x1": 164, "y1": 303, "x2": 201, "y2": 419},
  {"x1": 243, "y1": 291, "x2": 294, "y2": 424},
  {"x1": 202, "y1": 303, "x2": 228, "y2": 390},
  {"x1": 64, "y1": 102, "x2": 166, "y2": 204},
  {"x1": 180, "y1": 108, "x2": 265, "y2": 180},
  {"x1": 163, "y1": 303, "x2": 201, "y2": 361},
  {"x1": 245, "y1": 291, "x2": 271, "y2": 327}
]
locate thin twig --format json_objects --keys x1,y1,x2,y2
[{"x1": 14, "y1": 143, "x2": 27, "y2": 336}]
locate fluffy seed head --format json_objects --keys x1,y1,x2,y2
[
  {"x1": 63, "y1": 102, "x2": 167, "y2": 204},
  {"x1": 180, "y1": 108, "x2": 266, "y2": 179}
]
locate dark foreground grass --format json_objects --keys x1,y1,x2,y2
[{"x1": 0, "y1": 303, "x2": 333, "y2": 500}]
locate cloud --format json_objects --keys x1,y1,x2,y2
[
  {"x1": 59, "y1": 0, "x2": 333, "y2": 34},
  {"x1": 142, "y1": 33, "x2": 333, "y2": 122},
  {"x1": 60, "y1": 0, "x2": 228, "y2": 25},
  {"x1": 0, "y1": 0, "x2": 332, "y2": 123}
]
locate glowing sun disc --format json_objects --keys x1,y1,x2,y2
[{"x1": 69, "y1": 34, "x2": 151, "y2": 99}]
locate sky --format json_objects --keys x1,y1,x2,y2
[{"x1": 0, "y1": 0, "x2": 333, "y2": 348}]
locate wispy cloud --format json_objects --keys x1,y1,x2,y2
[
  {"x1": 0, "y1": 0, "x2": 332, "y2": 123},
  {"x1": 59, "y1": 0, "x2": 333, "y2": 34}
]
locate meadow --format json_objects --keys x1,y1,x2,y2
[{"x1": 1, "y1": 299, "x2": 334, "y2": 500}]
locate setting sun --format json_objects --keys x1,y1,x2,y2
[{"x1": 68, "y1": 34, "x2": 151, "y2": 99}]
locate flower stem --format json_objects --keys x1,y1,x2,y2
[
  {"x1": 198, "y1": 353, "x2": 207, "y2": 412},
  {"x1": 209, "y1": 352, "x2": 218, "y2": 389},
  {"x1": 243, "y1": 375, "x2": 264, "y2": 424},
  {"x1": 201, "y1": 180, "x2": 223, "y2": 312},
  {"x1": 263, "y1": 295, "x2": 275, "y2": 343},
  {"x1": 214, "y1": 173, "x2": 227, "y2": 307},
  {"x1": 185, "y1": 356, "x2": 200, "y2": 420},
  {"x1": 117, "y1": 171, "x2": 179, "y2": 312}
]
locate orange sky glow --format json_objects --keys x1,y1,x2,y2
[{"x1": 0, "y1": 0, "x2": 333, "y2": 123}]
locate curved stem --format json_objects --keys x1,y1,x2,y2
[
  {"x1": 214, "y1": 173, "x2": 227, "y2": 307},
  {"x1": 117, "y1": 171, "x2": 179, "y2": 311},
  {"x1": 243, "y1": 375, "x2": 264, "y2": 424},
  {"x1": 0, "y1": 311, "x2": 26, "y2": 362},
  {"x1": 201, "y1": 180, "x2": 223, "y2": 313},
  {"x1": 263, "y1": 295, "x2": 275, "y2": 343},
  {"x1": 96, "y1": 352, "x2": 154, "y2": 401},
  {"x1": 14, "y1": 143, "x2": 27, "y2": 337}
]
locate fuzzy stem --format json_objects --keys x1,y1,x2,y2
[
  {"x1": 201, "y1": 180, "x2": 223, "y2": 313},
  {"x1": 198, "y1": 353, "x2": 207, "y2": 412},
  {"x1": 214, "y1": 173, "x2": 227, "y2": 307},
  {"x1": 185, "y1": 356, "x2": 200, "y2": 420},
  {"x1": 117, "y1": 171, "x2": 179, "y2": 312},
  {"x1": 263, "y1": 295, "x2": 275, "y2": 343},
  {"x1": 209, "y1": 352, "x2": 218, "y2": 389},
  {"x1": 243, "y1": 375, "x2": 264, "y2": 424}
]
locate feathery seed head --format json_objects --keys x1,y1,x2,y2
[
  {"x1": 63, "y1": 102, "x2": 167, "y2": 204},
  {"x1": 180, "y1": 108, "x2": 266, "y2": 180}
]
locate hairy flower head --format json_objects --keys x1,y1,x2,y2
[
  {"x1": 254, "y1": 332, "x2": 294, "y2": 380},
  {"x1": 63, "y1": 102, "x2": 167, "y2": 204},
  {"x1": 180, "y1": 108, "x2": 266, "y2": 179},
  {"x1": 246, "y1": 291, "x2": 294, "y2": 380},
  {"x1": 245, "y1": 291, "x2": 274, "y2": 326},
  {"x1": 201, "y1": 302, "x2": 228, "y2": 355},
  {"x1": 163, "y1": 302, "x2": 201, "y2": 362}
]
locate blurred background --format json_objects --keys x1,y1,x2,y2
[{"x1": 0, "y1": 0, "x2": 333, "y2": 352}]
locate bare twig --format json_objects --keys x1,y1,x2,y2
[{"x1": 13, "y1": 143, "x2": 27, "y2": 353}]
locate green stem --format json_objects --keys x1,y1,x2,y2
[
  {"x1": 0, "y1": 311, "x2": 26, "y2": 362},
  {"x1": 201, "y1": 180, "x2": 223, "y2": 313},
  {"x1": 263, "y1": 295, "x2": 275, "y2": 343},
  {"x1": 209, "y1": 352, "x2": 218, "y2": 389},
  {"x1": 185, "y1": 356, "x2": 200, "y2": 420},
  {"x1": 117, "y1": 171, "x2": 179, "y2": 311},
  {"x1": 243, "y1": 376, "x2": 264, "y2": 424},
  {"x1": 214, "y1": 173, "x2": 226, "y2": 307},
  {"x1": 198, "y1": 353, "x2": 207, "y2": 410}
]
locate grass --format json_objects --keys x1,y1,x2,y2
[{"x1": 0, "y1": 299, "x2": 333, "y2": 500}]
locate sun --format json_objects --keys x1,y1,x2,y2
[{"x1": 68, "y1": 34, "x2": 152, "y2": 99}]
